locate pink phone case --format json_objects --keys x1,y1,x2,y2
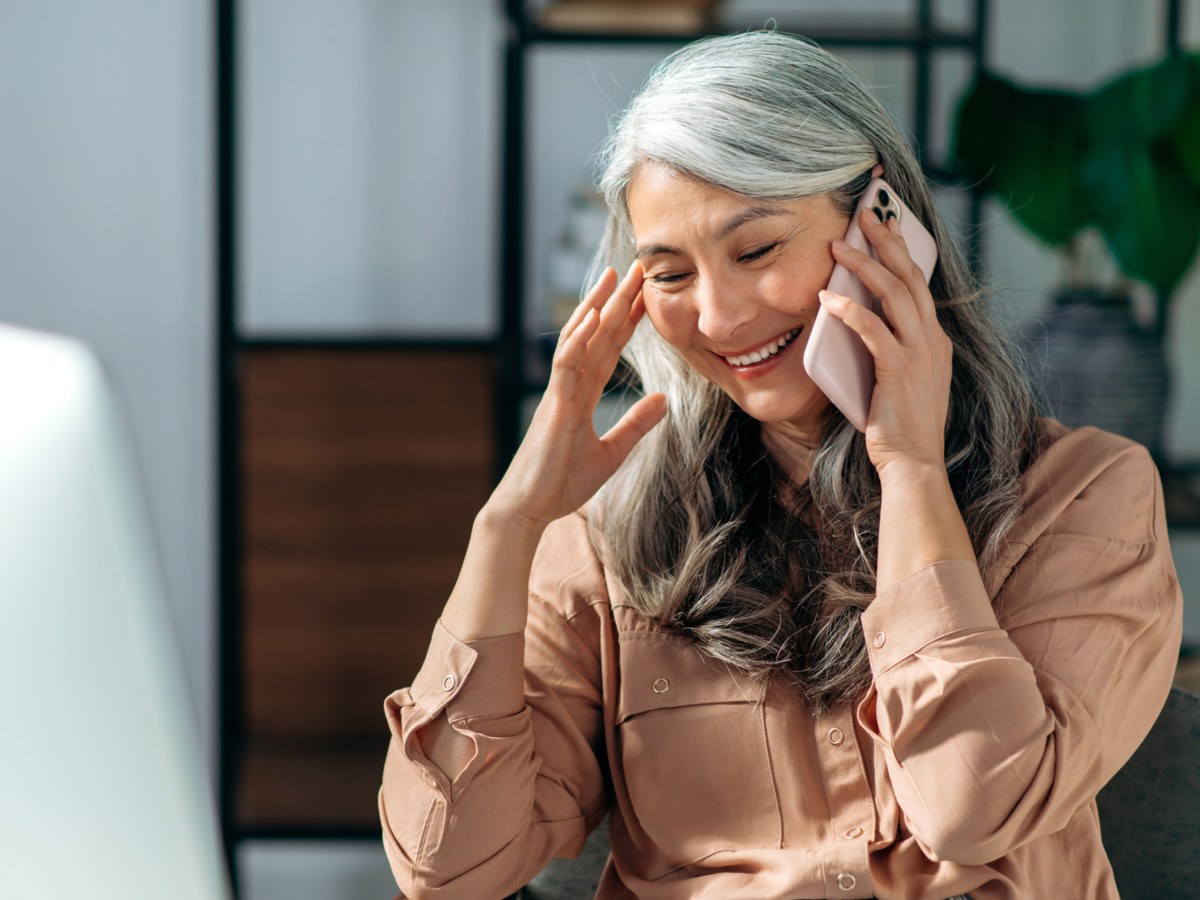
[{"x1": 802, "y1": 178, "x2": 938, "y2": 432}]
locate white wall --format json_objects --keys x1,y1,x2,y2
[
  {"x1": 241, "y1": 0, "x2": 501, "y2": 336},
  {"x1": 0, "y1": 1, "x2": 215, "y2": 751}
]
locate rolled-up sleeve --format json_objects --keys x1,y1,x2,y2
[
  {"x1": 379, "y1": 519, "x2": 610, "y2": 900},
  {"x1": 856, "y1": 439, "x2": 1183, "y2": 868}
]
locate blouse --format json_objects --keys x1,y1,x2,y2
[{"x1": 378, "y1": 420, "x2": 1184, "y2": 899}]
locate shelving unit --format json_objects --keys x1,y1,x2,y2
[{"x1": 213, "y1": 0, "x2": 1006, "y2": 893}]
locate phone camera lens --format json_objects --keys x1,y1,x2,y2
[{"x1": 878, "y1": 189, "x2": 891, "y2": 207}]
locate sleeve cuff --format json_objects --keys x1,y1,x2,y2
[
  {"x1": 861, "y1": 558, "x2": 1000, "y2": 674},
  {"x1": 409, "y1": 619, "x2": 526, "y2": 722}
]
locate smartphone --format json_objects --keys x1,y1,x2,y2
[{"x1": 802, "y1": 178, "x2": 938, "y2": 432}]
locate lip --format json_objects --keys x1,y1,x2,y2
[
  {"x1": 716, "y1": 326, "x2": 804, "y2": 379},
  {"x1": 718, "y1": 328, "x2": 801, "y2": 359}
]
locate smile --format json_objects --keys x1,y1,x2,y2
[{"x1": 720, "y1": 328, "x2": 802, "y2": 367}]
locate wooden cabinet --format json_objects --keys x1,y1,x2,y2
[{"x1": 232, "y1": 349, "x2": 493, "y2": 832}]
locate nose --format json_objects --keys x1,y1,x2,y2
[{"x1": 694, "y1": 270, "x2": 756, "y2": 345}]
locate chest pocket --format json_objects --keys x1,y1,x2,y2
[{"x1": 615, "y1": 632, "x2": 782, "y2": 878}]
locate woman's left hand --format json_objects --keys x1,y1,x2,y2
[{"x1": 819, "y1": 206, "x2": 953, "y2": 478}]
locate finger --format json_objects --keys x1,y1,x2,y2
[
  {"x1": 560, "y1": 264, "x2": 646, "y2": 409},
  {"x1": 550, "y1": 308, "x2": 600, "y2": 400},
  {"x1": 847, "y1": 210, "x2": 929, "y2": 328},
  {"x1": 831, "y1": 231, "x2": 922, "y2": 341},
  {"x1": 818, "y1": 288, "x2": 900, "y2": 362},
  {"x1": 598, "y1": 391, "x2": 667, "y2": 469},
  {"x1": 613, "y1": 291, "x2": 648, "y2": 348},
  {"x1": 597, "y1": 260, "x2": 644, "y2": 342},
  {"x1": 582, "y1": 262, "x2": 644, "y2": 377},
  {"x1": 561, "y1": 268, "x2": 618, "y2": 340},
  {"x1": 858, "y1": 207, "x2": 938, "y2": 322},
  {"x1": 569, "y1": 290, "x2": 649, "y2": 415}
]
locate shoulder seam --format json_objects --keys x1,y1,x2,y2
[
  {"x1": 528, "y1": 588, "x2": 610, "y2": 625},
  {"x1": 564, "y1": 593, "x2": 611, "y2": 624}
]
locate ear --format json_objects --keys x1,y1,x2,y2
[{"x1": 871, "y1": 162, "x2": 884, "y2": 179}]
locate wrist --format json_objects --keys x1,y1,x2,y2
[
  {"x1": 441, "y1": 501, "x2": 545, "y2": 643},
  {"x1": 476, "y1": 498, "x2": 548, "y2": 549},
  {"x1": 876, "y1": 457, "x2": 950, "y2": 494},
  {"x1": 875, "y1": 457, "x2": 974, "y2": 592}
]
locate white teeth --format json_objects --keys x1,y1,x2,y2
[{"x1": 724, "y1": 328, "x2": 800, "y2": 367}]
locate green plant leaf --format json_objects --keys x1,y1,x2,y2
[
  {"x1": 952, "y1": 73, "x2": 1089, "y2": 248},
  {"x1": 1168, "y1": 55, "x2": 1200, "y2": 186},
  {"x1": 1084, "y1": 144, "x2": 1200, "y2": 294},
  {"x1": 1088, "y1": 53, "x2": 1195, "y2": 147}
]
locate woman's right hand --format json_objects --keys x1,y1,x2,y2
[{"x1": 488, "y1": 261, "x2": 667, "y2": 534}]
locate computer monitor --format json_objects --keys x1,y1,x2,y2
[{"x1": 0, "y1": 323, "x2": 232, "y2": 899}]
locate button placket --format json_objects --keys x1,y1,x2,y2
[{"x1": 815, "y1": 708, "x2": 875, "y2": 898}]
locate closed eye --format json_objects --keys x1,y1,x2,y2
[
  {"x1": 650, "y1": 271, "x2": 690, "y2": 285},
  {"x1": 739, "y1": 242, "x2": 778, "y2": 263}
]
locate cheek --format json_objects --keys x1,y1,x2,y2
[
  {"x1": 764, "y1": 254, "x2": 837, "y2": 312},
  {"x1": 641, "y1": 291, "x2": 694, "y2": 347}
]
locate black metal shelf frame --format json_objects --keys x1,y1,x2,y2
[{"x1": 214, "y1": 0, "x2": 241, "y2": 890}]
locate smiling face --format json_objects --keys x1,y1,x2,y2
[{"x1": 627, "y1": 163, "x2": 850, "y2": 434}]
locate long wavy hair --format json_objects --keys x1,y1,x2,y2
[{"x1": 586, "y1": 31, "x2": 1041, "y2": 713}]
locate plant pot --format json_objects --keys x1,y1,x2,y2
[{"x1": 1020, "y1": 289, "x2": 1170, "y2": 456}]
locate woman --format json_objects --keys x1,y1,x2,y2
[{"x1": 379, "y1": 31, "x2": 1182, "y2": 900}]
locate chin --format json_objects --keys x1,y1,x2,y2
[{"x1": 730, "y1": 392, "x2": 828, "y2": 428}]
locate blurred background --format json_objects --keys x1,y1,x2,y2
[{"x1": 2, "y1": 0, "x2": 1199, "y2": 897}]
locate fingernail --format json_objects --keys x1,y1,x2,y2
[
  {"x1": 626, "y1": 259, "x2": 642, "y2": 278},
  {"x1": 831, "y1": 239, "x2": 850, "y2": 253},
  {"x1": 820, "y1": 289, "x2": 847, "y2": 305}
]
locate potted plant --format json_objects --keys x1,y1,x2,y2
[{"x1": 952, "y1": 52, "x2": 1200, "y2": 458}]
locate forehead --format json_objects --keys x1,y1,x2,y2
[
  {"x1": 627, "y1": 164, "x2": 759, "y2": 227},
  {"x1": 626, "y1": 163, "x2": 836, "y2": 245}
]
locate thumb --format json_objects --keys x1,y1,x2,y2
[{"x1": 599, "y1": 392, "x2": 668, "y2": 470}]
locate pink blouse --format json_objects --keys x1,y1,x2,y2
[{"x1": 379, "y1": 421, "x2": 1183, "y2": 899}]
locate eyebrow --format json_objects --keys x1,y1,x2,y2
[{"x1": 634, "y1": 205, "x2": 791, "y2": 259}]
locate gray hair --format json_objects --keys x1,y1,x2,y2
[{"x1": 587, "y1": 31, "x2": 1039, "y2": 711}]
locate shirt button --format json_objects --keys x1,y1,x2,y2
[
  {"x1": 827, "y1": 727, "x2": 845, "y2": 746},
  {"x1": 652, "y1": 677, "x2": 670, "y2": 693},
  {"x1": 872, "y1": 631, "x2": 886, "y2": 648},
  {"x1": 837, "y1": 872, "x2": 857, "y2": 891},
  {"x1": 441, "y1": 674, "x2": 457, "y2": 692},
  {"x1": 845, "y1": 826, "x2": 864, "y2": 839}
]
